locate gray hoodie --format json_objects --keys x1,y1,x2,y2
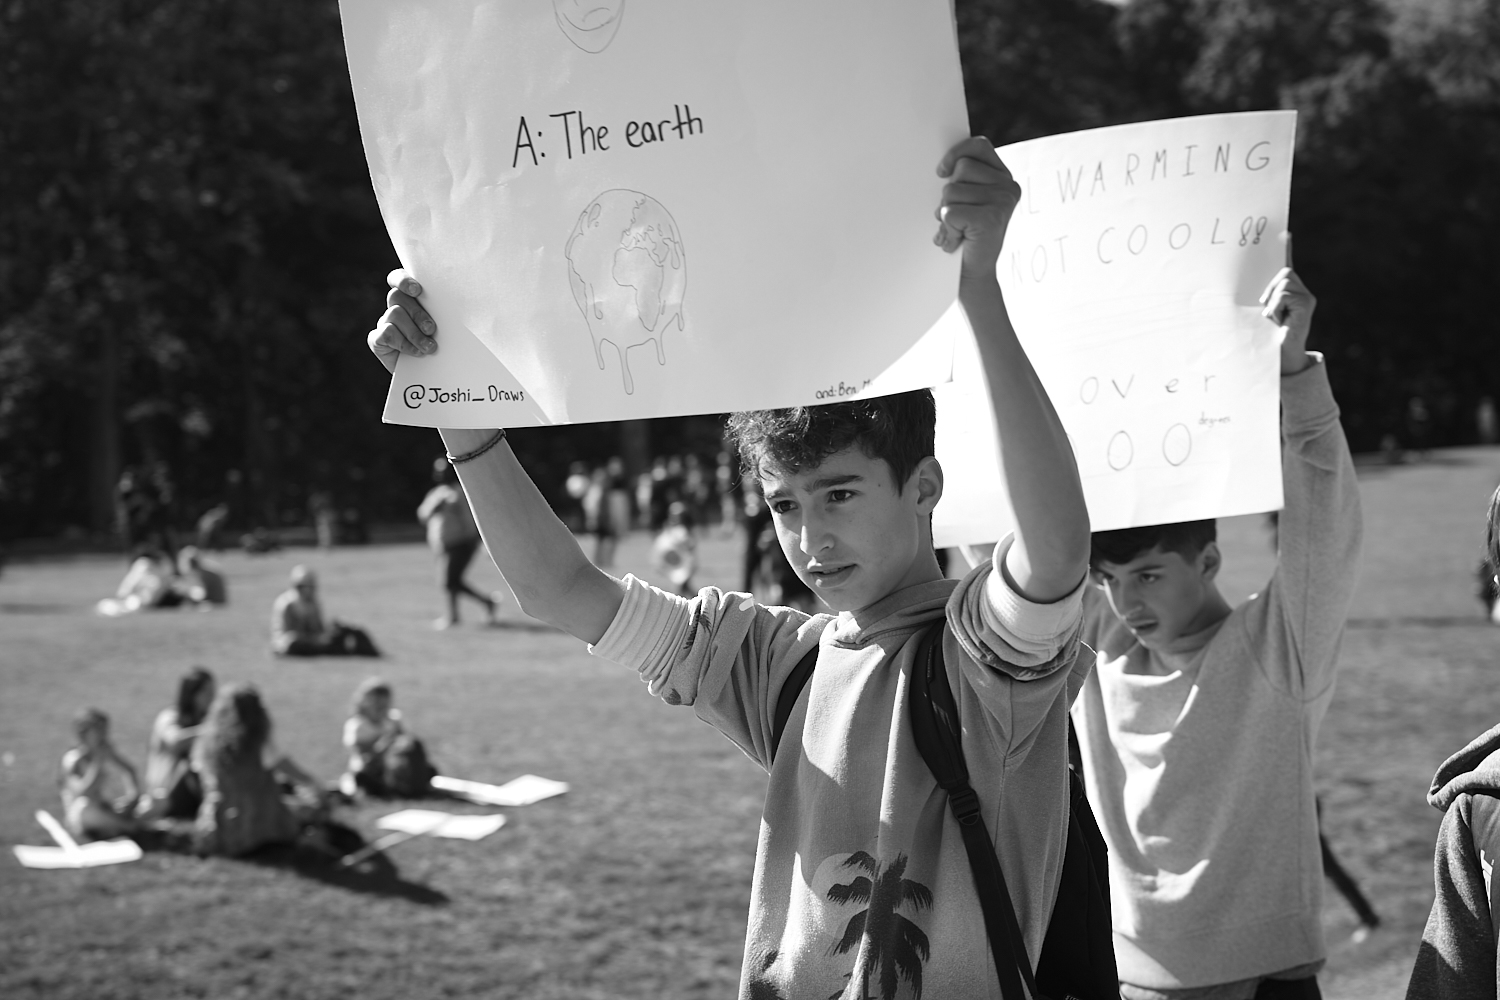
[{"x1": 1407, "y1": 724, "x2": 1500, "y2": 1000}]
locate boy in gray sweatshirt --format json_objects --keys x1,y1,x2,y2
[
  {"x1": 368, "y1": 137, "x2": 1095, "y2": 998},
  {"x1": 1072, "y1": 268, "x2": 1362, "y2": 999}
]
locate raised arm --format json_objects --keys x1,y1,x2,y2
[
  {"x1": 369, "y1": 275, "x2": 624, "y2": 643},
  {"x1": 1256, "y1": 266, "x2": 1362, "y2": 693},
  {"x1": 107, "y1": 744, "x2": 141, "y2": 803},
  {"x1": 155, "y1": 710, "x2": 200, "y2": 755},
  {"x1": 934, "y1": 139, "x2": 1090, "y2": 603}
]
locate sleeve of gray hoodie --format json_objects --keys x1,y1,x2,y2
[
  {"x1": 589, "y1": 548, "x2": 1081, "y2": 771},
  {"x1": 1239, "y1": 356, "x2": 1363, "y2": 700},
  {"x1": 588, "y1": 576, "x2": 833, "y2": 770},
  {"x1": 1406, "y1": 793, "x2": 1498, "y2": 1000}
]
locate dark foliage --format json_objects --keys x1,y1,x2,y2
[{"x1": 2, "y1": 0, "x2": 1497, "y2": 539}]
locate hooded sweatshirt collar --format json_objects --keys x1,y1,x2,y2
[
  {"x1": 1430, "y1": 723, "x2": 1500, "y2": 810},
  {"x1": 829, "y1": 578, "x2": 956, "y2": 647}
]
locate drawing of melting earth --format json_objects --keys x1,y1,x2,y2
[
  {"x1": 565, "y1": 190, "x2": 686, "y2": 395},
  {"x1": 553, "y1": 0, "x2": 625, "y2": 53}
]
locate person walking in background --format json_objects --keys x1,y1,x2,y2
[
  {"x1": 115, "y1": 463, "x2": 179, "y2": 563},
  {"x1": 270, "y1": 565, "x2": 379, "y2": 657},
  {"x1": 564, "y1": 461, "x2": 591, "y2": 532},
  {"x1": 139, "y1": 667, "x2": 217, "y2": 821},
  {"x1": 581, "y1": 465, "x2": 611, "y2": 567},
  {"x1": 651, "y1": 500, "x2": 698, "y2": 597},
  {"x1": 604, "y1": 455, "x2": 632, "y2": 552},
  {"x1": 715, "y1": 450, "x2": 739, "y2": 532},
  {"x1": 417, "y1": 457, "x2": 500, "y2": 629}
]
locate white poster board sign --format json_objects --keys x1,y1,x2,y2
[
  {"x1": 934, "y1": 111, "x2": 1296, "y2": 547},
  {"x1": 338, "y1": 0, "x2": 969, "y2": 428}
]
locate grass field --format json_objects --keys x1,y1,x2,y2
[{"x1": 4, "y1": 447, "x2": 1500, "y2": 999}]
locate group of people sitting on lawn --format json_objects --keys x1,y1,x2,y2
[
  {"x1": 59, "y1": 669, "x2": 433, "y2": 858},
  {"x1": 93, "y1": 540, "x2": 385, "y2": 662},
  {"x1": 95, "y1": 545, "x2": 228, "y2": 617}
]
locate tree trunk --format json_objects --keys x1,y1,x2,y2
[
  {"x1": 89, "y1": 324, "x2": 121, "y2": 540},
  {"x1": 619, "y1": 419, "x2": 651, "y2": 478}
]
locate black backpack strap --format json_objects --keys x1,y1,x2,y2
[
  {"x1": 908, "y1": 621, "x2": 1043, "y2": 1000},
  {"x1": 769, "y1": 643, "x2": 820, "y2": 765}
]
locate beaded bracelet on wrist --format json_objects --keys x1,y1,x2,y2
[{"x1": 447, "y1": 428, "x2": 507, "y2": 465}]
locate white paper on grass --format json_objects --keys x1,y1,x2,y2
[
  {"x1": 13, "y1": 810, "x2": 143, "y2": 869},
  {"x1": 933, "y1": 111, "x2": 1296, "y2": 548},
  {"x1": 14, "y1": 841, "x2": 143, "y2": 869},
  {"x1": 338, "y1": 0, "x2": 969, "y2": 428},
  {"x1": 432, "y1": 773, "x2": 570, "y2": 806},
  {"x1": 375, "y1": 809, "x2": 507, "y2": 841}
]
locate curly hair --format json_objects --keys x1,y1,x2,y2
[
  {"x1": 1090, "y1": 519, "x2": 1218, "y2": 569},
  {"x1": 724, "y1": 389, "x2": 936, "y2": 492},
  {"x1": 195, "y1": 682, "x2": 272, "y2": 771}
]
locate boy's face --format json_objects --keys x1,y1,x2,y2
[
  {"x1": 760, "y1": 446, "x2": 940, "y2": 614},
  {"x1": 1091, "y1": 543, "x2": 1222, "y2": 650}
]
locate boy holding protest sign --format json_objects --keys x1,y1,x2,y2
[
  {"x1": 369, "y1": 138, "x2": 1096, "y2": 997},
  {"x1": 1073, "y1": 264, "x2": 1362, "y2": 999}
]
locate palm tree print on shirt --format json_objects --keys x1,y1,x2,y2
[{"x1": 825, "y1": 851, "x2": 932, "y2": 1000}]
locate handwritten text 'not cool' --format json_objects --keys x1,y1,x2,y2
[
  {"x1": 1010, "y1": 214, "x2": 1271, "y2": 285},
  {"x1": 403, "y1": 385, "x2": 527, "y2": 409}
]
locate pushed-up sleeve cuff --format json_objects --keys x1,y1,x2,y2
[
  {"x1": 1281, "y1": 352, "x2": 1338, "y2": 420},
  {"x1": 981, "y1": 534, "x2": 1086, "y2": 654},
  {"x1": 588, "y1": 574, "x2": 693, "y2": 695}
]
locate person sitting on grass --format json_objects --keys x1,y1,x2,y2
[
  {"x1": 417, "y1": 457, "x2": 501, "y2": 630},
  {"x1": 651, "y1": 500, "x2": 698, "y2": 598},
  {"x1": 59, "y1": 708, "x2": 142, "y2": 842},
  {"x1": 1406, "y1": 484, "x2": 1500, "y2": 999},
  {"x1": 95, "y1": 547, "x2": 184, "y2": 617},
  {"x1": 366, "y1": 137, "x2": 1097, "y2": 998},
  {"x1": 191, "y1": 682, "x2": 333, "y2": 857},
  {"x1": 1071, "y1": 266, "x2": 1363, "y2": 999},
  {"x1": 269, "y1": 565, "x2": 379, "y2": 657},
  {"x1": 340, "y1": 677, "x2": 437, "y2": 799},
  {"x1": 139, "y1": 666, "x2": 216, "y2": 821},
  {"x1": 176, "y1": 546, "x2": 227, "y2": 607}
]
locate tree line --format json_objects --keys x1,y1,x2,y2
[{"x1": 1, "y1": 0, "x2": 1496, "y2": 542}]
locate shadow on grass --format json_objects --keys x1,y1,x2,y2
[
  {"x1": 246, "y1": 841, "x2": 450, "y2": 905},
  {"x1": 485, "y1": 619, "x2": 559, "y2": 634},
  {"x1": 1354, "y1": 452, "x2": 1486, "y2": 476},
  {"x1": 1348, "y1": 615, "x2": 1495, "y2": 629},
  {"x1": 130, "y1": 823, "x2": 449, "y2": 905}
]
